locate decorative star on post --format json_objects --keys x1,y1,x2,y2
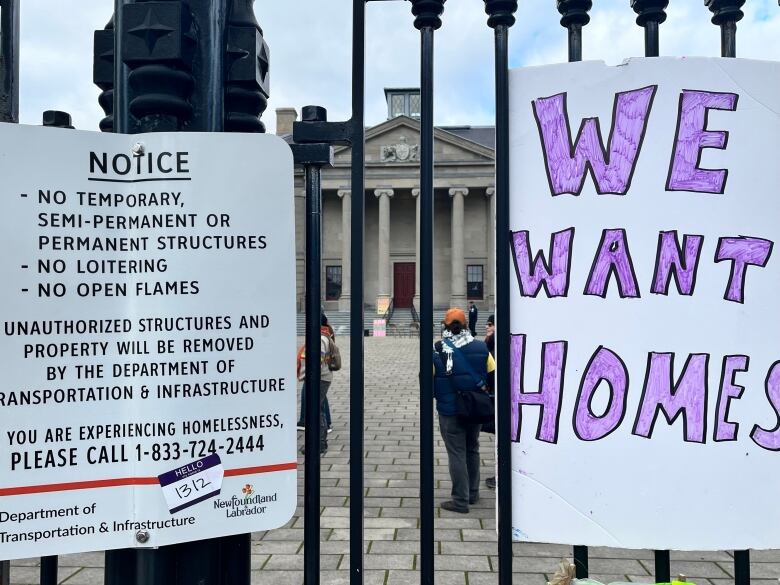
[{"x1": 128, "y1": 7, "x2": 174, "y2": 54}]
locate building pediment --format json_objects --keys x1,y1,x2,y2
[{"x1": 333, "y1": 116, "x2": 495, "y2": 167}]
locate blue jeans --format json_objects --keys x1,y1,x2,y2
[{"x1": 298, "y1": 383, "x2": 332, "y2": 427}]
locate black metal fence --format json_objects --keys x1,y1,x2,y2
[{"x1": 0, "y1": 0, "x2": 771, "y2": 584}]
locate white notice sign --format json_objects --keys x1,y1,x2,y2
[
  {"x1": 509, "y1": 58, "x2": 780, "y2": 550},
  {"x1": 0, "y1": 125, "x2": 297, "y2": 559}
]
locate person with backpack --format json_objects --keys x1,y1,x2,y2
[
  {"x1": 297, "y1": 314, "x2": 341, "y2": 455},
  {"x1": 297, "y1": 320, "x2": 335, "y2": 435},
  {"x1": 433, "y1": 308, "x2": 495, "y2": 513}
]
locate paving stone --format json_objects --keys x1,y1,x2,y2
[
  {"x1": 250, "y1": 570, "x2": 303, "y2": 585},
  {"x1": 588, "y1": 559, "x2": 649, "y2": 575},
  {"x1": 669, "y1": 550, "x2": 735, "y2": 562},
  {"x1": 718, "y1": 561, "x2": 780, "y2": 578},
  {"x1": 252, "y1": 540, "x2": 302, "y2": 554},
  {"x1": 329, "y1": 528, "x2": 396, "y2": 541},
  {"x1": 251, "y1": 555, "x2": 271, "y2": 570},
  {"x1": 744, "y1": 550, "x2": 780, "y2": 562},
  {"x1": 9, "y1": 559, "x2": 39, "y2": 568},
  {"x1": 370, "y1": 541, "x2": 422, "y2": 555},
  {"x1": 365, "y1": 517, "x2": 417, "y2": 529},
  {"x1": 56, "y1": 553, "x2": 105, "y2": 568},
  {"x1": 8, "y1": 566, "x2": 76, "y2": 585},
  {"x1": 338, "y1": 554, "x2": 414, "y2": 570},
  {"x1": 638, "y1": 560, "x2": 730, "y2": 578},
  {"x1": 441, "y1": 541, "x2": 498, "y2": 556},
  {"x1": 396, "y1": 528, "x2": 462, "y2": 542},
  {"x1": 59, "y1": 568, "x2": 104, "y2": 585},
  {"x1": 434, "y1": 518, "x2": 482, "y2": 529}
]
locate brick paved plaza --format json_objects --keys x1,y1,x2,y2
[{"x1": 8, "y1": 338, "x2": 780, "y2": 585}]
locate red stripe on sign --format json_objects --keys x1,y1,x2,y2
[
  {"x1": 0, "y1": 462, "x2": 298, "y2": 496},
  {"x1": 224, "y1": 462, "x2": 298, "y2": 477}
]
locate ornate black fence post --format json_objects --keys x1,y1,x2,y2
[
  {"x1": 631, "y1": 0, "x2": 667, "y2": 57},
  {"x1": 705, "y1": 0, "x2": 743, "y2": 58},
  {"x1": 557, "y1": 1, "x2": 591, "y2": 577},
  {"x1": 290, "y1": 106, "x2": 335, "y2": 585},
  {"x1": 225, "y1": 0, "x2": 270, "y2": 132},
  {"x1": 408, "y1": 1, "x2": 444, "y2": 584},
  {"x1": 94, "y1": 17, "x2": 116, "y2": 132},
  {"x1": 482, "y1": 4, "x2": 518, "y2": 585},
  {"x1": 631, "y1": 4, "x2": 671, "y2": 581},
  {"x1": 290, "y1": 4, "x2": 372, "y2": 584},
  {"x1": 94, "y1": 1, "x2": 269, "y2": 582},
  {"x1": 706, "y1": 4, "x2": 749, "y2": 582},
  {"x1": 556, "y1": 0, "x2": 591, "y2": 62}
]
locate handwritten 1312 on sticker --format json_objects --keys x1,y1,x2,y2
[{"x1": 158, "y1": 454, "x2": 224, "y2": 514}]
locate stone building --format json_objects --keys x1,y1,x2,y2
[{"x1": 279, "y1": 89, "x2": 496, "y2": 318}]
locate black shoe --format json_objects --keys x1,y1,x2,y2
[
  {"x1": 441, "y1": 501, "x2": 468, "y2": 514},
  {"x1": 469, "y1": 495, "x2": 480, "y2": 505},
  {"x1": 486, "y1": 477, "x2": 496, "y2": 489}
]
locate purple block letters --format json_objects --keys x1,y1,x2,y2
[
  {"x1": 714, "y1": 355, "x2": 749, "y2": 442},
  {"x1": 715, "y1": 236, "x2": 773, "y2": 303},
  {"x1": 532, "y1": 86, "x2": 657, "y2": 196},
  {"x1": 750, "y1": 361, "x2": 780, "y2": 451},
  {"x1": 511, "y1": 229, "x2": 574, "y2": 297},
  {"x1": 584, "y1": 229, "x2": 640, "y2": 298},
  {"x1": 511, "y1": 334, "x2": 566, "y2": 443},
  {"x1": 632, "y1": 353, "x2": 709, "y2": 443},
  {"x1": 666, "y1": 90, "x2": 738, "y2": 194},
  {"x1": 574, "y1": 346, "x2": 629, "y2": 441},
  {"x1": 651, "y1": 231, "x2": 704, "y2": 296}
]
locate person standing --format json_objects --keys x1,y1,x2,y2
[
  {"x1": 433, "y1": 308, "x2": 495, "y2": 513},
  {"x1": 468, "y1": 301, "x2": 479, "y2": 337},
  {"x1": 297, "y1": 319, "x2": 334, "y2": 434},
  {"x1": 483, "y1": 314, "x2": 497, "y2": 490},
  {"x1": 298, "y1": 314, "x2": 339, "y2": 455}
]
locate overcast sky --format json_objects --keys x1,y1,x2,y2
[{"x1": 16, "y1": 0, "x2": 780, "y2": 133}]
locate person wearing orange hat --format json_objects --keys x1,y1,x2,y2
[{"x1": 433, "y1": 307, "x2": 495, "y2": 513}]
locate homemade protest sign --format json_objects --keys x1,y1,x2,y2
[
  {"x1": 508, "y1": 58, "x2": 780, "y2": 550},
  {"x1": 0, "y1": 125, "x2": 297, "y2": 559}
]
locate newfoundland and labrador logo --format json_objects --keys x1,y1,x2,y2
[{"x1": 213, "y1": 489, "x2": 277, "y2": 518}]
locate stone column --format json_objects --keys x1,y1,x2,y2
[
  {"x1": 375, "y1": 188, "x2": 394, "y2": 310},
  {"x1": 486, "y1": 187, "x2": 496, "y2": 310},
  {"x1": 412, "y1": 188, "x2": 421, "y2": 310},
  {"x1": 337, "y1": 189, "x2": 351, "y2": 312},
  {"x1": 449, "y1": 187, "x2": 468, "y2": 307}
]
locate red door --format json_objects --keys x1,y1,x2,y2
[{"x1": 393, "y1": 263, "x2": 415, "y2": 308}]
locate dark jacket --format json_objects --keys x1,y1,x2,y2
[{"x1": 433, "y1": 338, "x2": 490, "y2": 416}]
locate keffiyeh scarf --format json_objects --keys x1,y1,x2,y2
[{"x1": 439, "y1": 329, "x2": 475, "y2": 374}]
